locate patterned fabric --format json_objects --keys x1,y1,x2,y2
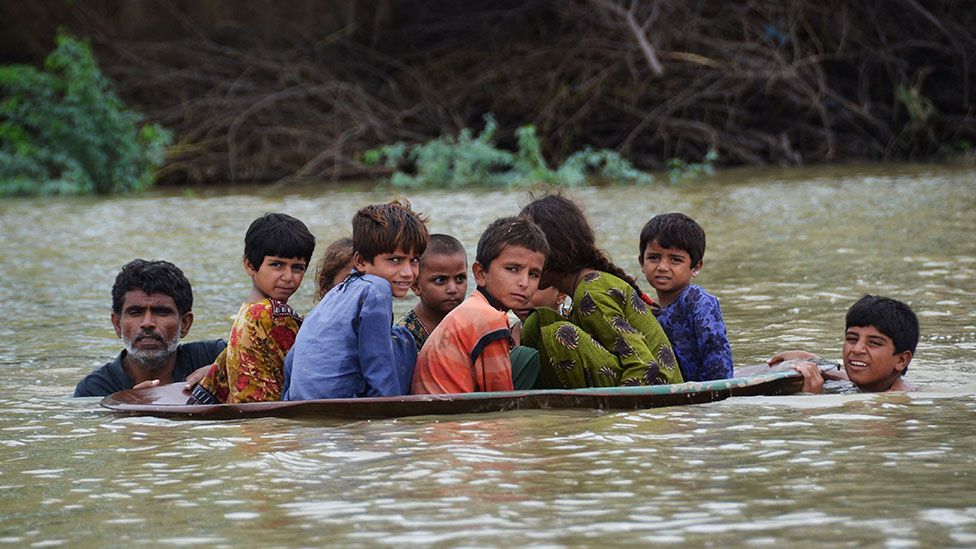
[
  {"x1": 283, "y1": 272, "x2": 416, "y2": 400},
  {"x1": 197, "y1": 299, "x2": 300, "y2": 403},
  {"x1": 397, "y1": 309, "x2": 430, "y2": 352},
  {"x1": 655, "y1": 284, "x2": 733, "y2": 381},
  {"x1": 521, "y1": 271, "x2": 683, "y2": 389},
  {"x1": 412, "y1": 290, "x2": 514, "y2": 394}
]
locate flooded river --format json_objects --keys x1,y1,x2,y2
[{"x1": 1, "y1": 164, "x2": 974, "y2": 546}]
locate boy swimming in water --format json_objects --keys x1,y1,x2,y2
[{"x1": 767, "y1": 294, "x2": 919, "y2": 393}]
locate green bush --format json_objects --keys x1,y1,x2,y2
[
  {"x1": 363, "y1": 114, "x2": 653, "y2": 188},
  {"x1": 0, "y1": 31, "x2": 171, "y2": 196}
]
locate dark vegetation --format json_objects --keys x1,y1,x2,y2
[{"x1": 2, "y1": 0, "x2": 974, "y2": 187}]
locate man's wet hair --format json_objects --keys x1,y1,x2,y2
[
  {"x1": 846, "y1": 295, "x2": 920, "y2": 355},
  {"x1": 639, "y1": 212, "x2": 706, "y2": 266},
  {"x1": 112, "y1": 259, "x2": 193, "y2": 316},
  {"x1": 244, "y1": 213, "x2": 316, "y2": 269},
  {"x1": 353, "y1": 199, "x2": 429, "y2": 262},
  {"x1": 423, "y1": 234, "x2": 466, "y2": 264},
  {"x1": 475, "y1": 216, "x2": 549, "y2": 268}
]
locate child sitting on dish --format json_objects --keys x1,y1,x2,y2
[
  {"x1": 638, "y1": 213, "x2": 733, "y2": 381},
  {"x1": 189, "y1": 213, "x2": 315, "y2": 404},
  {"x1": 411, "y1": 216, "x2": 549, "y2": 394},
  {"x1": 398, "y1": 234, "x2": 469, "y2": 351},
  {"x1": 767, "y1": 295, "x2": 918, "y2": 393},
  {"x1": 312, "y1": 236, "x2": 354, "y2": 303},
  {"x1": 283, "y1": 200, "x2": 428, "y2": 400},
  {"x1": 519, "y1": 193, "x2": 683, "y2": 388}
]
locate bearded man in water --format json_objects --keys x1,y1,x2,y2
[{"x1": 73, "y1": 259, "x2": 226, "y2": 397}]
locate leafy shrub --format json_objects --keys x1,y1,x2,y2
[
  {"x1": 667, "y1": 148, "x2": 718, "y2": 184},
  {"x1": 0, "y1": 31, "x2": 171, "y2": 196},
  {"x1": 363, "y1": 114, "x2": 652, "y2": 188}
]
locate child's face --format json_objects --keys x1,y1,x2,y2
[
  {"x1": 514, "y1": 286, "x2": 567, "y2": 321},
  {"x1": 640, "y1": 240, "x2": 701, "y2": 296},
  {"x1": 414, "y1": 253, "x2": 468, "y2": 315},
  {"x1": 330, "y1": 259, "x2": 356, "y2": 290},
  {"x1": 246, "y1": 255, "x2": 308, "y2": 302},
  {"x1": 472, "y1": 244, "x2": 545, "y2": 311},
  {"x1": 355, "y1": 247, "x2": 420, "y2": 298},
  {"x1": 843, "y1": 325, "x2": 911, "y2": 390}
]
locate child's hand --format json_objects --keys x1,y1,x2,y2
[
  {"x1": 767, "y1": 350, "x2": 819, "y2": 365},
  {"x1": 792, "y1": 361, "x2": 825, "y2": 394},
  {"x1": 132, "y1": 379, "x2": 160, "y2": 390},
  {"x1": 182, "y1": 365, "x2": 212, "y2": 394}
]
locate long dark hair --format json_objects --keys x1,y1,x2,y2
[{"x1": 520, "y1": 192, "x2": 642, "y2": 295}]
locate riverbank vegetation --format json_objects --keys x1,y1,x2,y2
[
  {"x1": 0, "y1": 32, "x2": 169, "y2": 196},
  {"x1": 1, "y1": 1, "x2": 973, "y2": 190}
]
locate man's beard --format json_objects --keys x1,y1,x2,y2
[{"x1": 122, "y1": 327, "x2": 181, "y2": 372}]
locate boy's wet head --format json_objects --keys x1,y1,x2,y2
[
  {"x1": 843, "y1": 295, "x2": 918, "y2": 388},
  {"x1": 846, "y1": 295, "x2": 919, "y2": 355},
  {"x1": 244, "y1": 213, "x2": 316, "y2": 269},
  {"x1": 353, "y1": 199, "x2": 428, "y2": 262},
  {"x1": 639, "y1": 213, "x2": 705, "y2": 266},
  {"x1": 475, "y1": 217, "x2": 548, "y2": 269}
]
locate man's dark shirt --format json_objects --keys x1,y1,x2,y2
[{"x1": 73, "y1": 340, "x2": 227, "y2": 397}]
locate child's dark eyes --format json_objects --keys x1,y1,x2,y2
[
  {"x1": 454, "y1": 275, "x2": 467, "y2": 284},
  {"x1": 432, "y1": 276, "x2": 447, "y2": 284}
]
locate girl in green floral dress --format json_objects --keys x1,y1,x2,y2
[{"x1": 519, "y1": 193, "x2": 684, "y2": 388}]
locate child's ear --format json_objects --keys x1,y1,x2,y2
[
  {"x1": 472, "y1": 261, "x2": 488, "y2": 287},
  {"x1": 411, "y1": 281, "x2": 422, "y2": 296},
  {"x1": 243, "y1": 257, "x2": 257, "y2": 276},
  {"x1": 894, "y1": 350, "x2": 913, "y2": 374},
  {"x1": 352, "y1": 251, "x2": 369, "y2": 272},
  {"x1": 691, "y1": 260, "x2": 703, "y2": 276}
]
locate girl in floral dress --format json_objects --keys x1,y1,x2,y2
[{"x1": 519, "y1": 194, "x2": 683, "y2": 388}]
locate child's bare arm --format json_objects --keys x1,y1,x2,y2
[{"x1": 767, "y1": 350, "x2": 820, "y2": 365}]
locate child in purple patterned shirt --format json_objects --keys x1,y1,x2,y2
[{"x1": 638, "y1": 212, "x2": 733, "y2": 381}]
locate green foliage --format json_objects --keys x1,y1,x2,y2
[
  {"x1": 0, "y1": 31, "x2": 171, "y2": 196},
  {"x1": 667, "y1": 148, "x2": 719, "y2": 184},
  {"x1": 895, "y1": 82, "x2": 935, "y2": 133},
  {"x1": 363, "y1": 114, "x2": 652, "y2": 188}
]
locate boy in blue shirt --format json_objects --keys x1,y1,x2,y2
[
  {"x1": 638, "y1": 213, "x2": 733, "y2": 381},
  {"x1": 283, "y1": 200, "x2": 428, "y2": 400}
]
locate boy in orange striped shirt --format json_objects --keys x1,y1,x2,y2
[{"x1": 411, "y1": 216, "x2": 549, "y2": 394}]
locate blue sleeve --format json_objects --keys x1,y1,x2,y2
[
  {"x1": 356, "y1": 284, "x2": 403, "y2": 396},
  {"x1": 392, "y1": 325, "x2": 418, "y2": 391},
  {"x1": 692, "y1": 292, "x2": 734, "y2": 380}
]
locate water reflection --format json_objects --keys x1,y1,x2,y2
[{"x1": 1, "y1": 165, "x2": 975, "y2": 545}]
